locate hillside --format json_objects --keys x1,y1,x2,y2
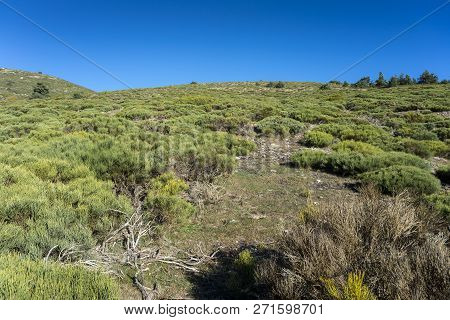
[
  {"x1": 0, "y1": 68, "x2": 93, "y2": 98},
  {"x1": 0, "y1": 79, "x2": 448, "y2": 300}
]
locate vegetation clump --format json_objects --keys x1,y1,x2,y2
[
  {"x1": 0, "y1": 70, "x2": 448, "y2": 299},
  {"x1": 255, "y1": 188, "x2": 449, "y2": 299},
  {"x1": 31, "y1": 82, "x2": 49, "y2": 99},
  {"x1": 0, "y1": 254, "x2": 119, "y2": 299},
  {"x1": 331, "y1": 140, "x2": 383, "y2": 155},
  {"x1": 360, "y1": 165, "x2": 441, "y2": 195},
  {"x1": 301, "y1": 131, "x2": 333, "y2": 147},
  {"x1": 255, "y1": 116, "x2": 304, "y2": 137},
  {"x1": 145, "y1": 172, "x2": 194, "y2": 223},
  {"x1": 291, "y1": 150, "x2": 428, "y2": 177},
  {"x1": 321, "y1": 271, "x2": 376, "y2": 300}
]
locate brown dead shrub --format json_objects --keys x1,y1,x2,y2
[{"x1": 256, "y1": 186, "x2": 449, "y2": 299}]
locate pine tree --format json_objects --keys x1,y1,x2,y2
[
  {"x1": 388, "y1": 75, "x2": 399, "y2": 87},
  {"x1": 375, "y1": 72, "x2": 386, "y2": 87},
  {"x1": 31, "y1": 82, "x2": 49, "y2": 98},
  {"x1": 404, "y1": 74, "x2": 413, "y2": 85},
  {"x1": 353, "y1": 76, "x2": 371, "y2": 88},
  {"x1": 418, "y1": 70, "x2": 438, "y2": 84}
]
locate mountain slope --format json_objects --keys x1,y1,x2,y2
[{"x1": 0, "y1": 68, "x2": 93, "y2": 98}]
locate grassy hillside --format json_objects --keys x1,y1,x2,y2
[
  {"x1": 0, "y1": 68, "x2": 92, "y2": 99},
  {"x1": 0, "y1": 79, "x2": 448, "y2": 299}
]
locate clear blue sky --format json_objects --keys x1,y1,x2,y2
[{"x1": 1, "y1": 0, "x2": 449, "y2": 91}]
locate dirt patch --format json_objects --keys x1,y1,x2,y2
[{"x1": 237, "y1": 134, "x2": 304, "y2": 171}]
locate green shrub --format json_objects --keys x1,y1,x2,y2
[
  {"x1": 332, "y1": 140, "x2": 383, "y2": 155},
  {"x1": 226, "y1": 249, "x2": 256, "y2": 297},
  {"x1": 426, "y1": 192, "x2": 449, "y2": 222},
  {"x1": 301, "y1": 131, "x2": 333, "y2": 147},
  {"x1": 288, "y1": 106, "x2": 339, "y2": 123},
  {"x1": 322, "y1": 271, "x2": 376, "y2": 300},
  {"x1": 324, "y1": 152, "x2": 370, "y2": 176},
  {"x1": 72, "y1": 92, "x2": 83, "y2": 99},
  {"x1": 25, "y1": 158, "x2": 91, "y2": 183},
  {"x1": 252, "y1": 105, "x2": 280, "y2": 121},
  {"x1": 396, "y1": 139, "x2": 449, "y2": 158},
  {"x1": 371, "y1": 151, "x2": 429, "y2": 170},
  {"x1": 0, "y1": 254, "x2": 119, "y2": 299},
  {"x1": 360, "y1": 165, "x2": 440, "y2": 195},
  {"x1": 145, "y1": 172, "x2": 194, "y2": 223},
  {"x1": 255, "y1": 116, "x2": 304, "y2": 137},
  {"x1": 169, "y1": 132, "x2": 254, "y2": 181},
  {"x1": 435, "y1": 165, "x2": 450, "y2": 184},
  {"x1": 234, "y1": 249, "x2": 255, "y2": 279},
  {"x1": 0, "y1": 164, "x2": 132, "y2": 258},
  {"x1": 291, "y1": 150, "x2": 428, "y2": 176},
  {"x1": 274, "y1": 81, "x2": 285, "y2": 88},
  {"x1": 314, "y1": 124, "x2": 394, "y2": 149},
  {"x1": 177, "y1": 95, "x2": 216, "y2": 106},
  {"x1": 396, "y1": 124, "x2": 439, "y2": 141},
  {"x1": 290, "y1": 149, "x2": 328, "y2": 169}
]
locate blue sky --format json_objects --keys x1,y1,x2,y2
[{"x1": 1, "y1": 0, "x2": 449, "y2": 91}]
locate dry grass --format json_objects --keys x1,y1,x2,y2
[{"x1": 256, "y1": 186, "x2": 449, "y2": 299}]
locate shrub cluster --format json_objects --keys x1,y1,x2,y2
[
  {"x1": 291, "y1": 150, "x2": 428, "y2": 177},
  {"x1": 0, "y1": 164, "x2": 132, "y2": 258},
  {"x1": 255, "y1": 188, "x2": 449, "y2": 299},
  {"x1": 145, "y1": 172, "x2": 194, "y2": 223},
  {"x1": 396, "y1": 139, "x2": 449, "y2": 158},
  {"x1": 313, "y1": 124, "x2": 395, "y2": 149},
  {"x1": 301, "y1": 131, "x2": 333, "y2": 147},
  {"x1": 0, "y1": 254, "x2": 119, "y2": 299},
  {"x1": 255, "y1": 116, "x2": 304, "y2": 137},
  {"x1": 360, "y1": 165, "x2": 440, "y2": 195},
  {"x1": 331, "y1": 140, "x2": 383, "y2": 155},
  {"x1": 426, "y1": 192, "x2": 449, "y2": 222}
]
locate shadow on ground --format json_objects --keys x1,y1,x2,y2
[{"x1": 186, "y1": 245, "x2": 282, "y2": 299}]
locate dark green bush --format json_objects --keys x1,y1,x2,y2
[
  {"x1": 353, "y1": 76, "x2": 372, "y2": 88},
  {"x1": 301, "y1": 131, "x2": 333, "y2": 147},
  {"x1": 0, "y1": 254, "x2": 119, "y2": 299},
  {"x1": 274, "y1": 81, "x2": 285, "y2": 88},
  {"x1": 360, "y1": 165, "x2": 440, "y2": 195},
  {"x1": 31, "y1": 82, "x2": 49, "y2": 99}
]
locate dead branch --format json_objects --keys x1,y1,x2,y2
[{"x1": 85, "y1": 183, "x2": 217, "y2": 300}]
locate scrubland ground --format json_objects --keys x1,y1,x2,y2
[{"x1": 0, "y1": 78, "x2": 448, "y2": 299}]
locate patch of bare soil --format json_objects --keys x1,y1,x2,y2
[{"x1": 237, "y1": 134, "x2": 304, "y2": 171}]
